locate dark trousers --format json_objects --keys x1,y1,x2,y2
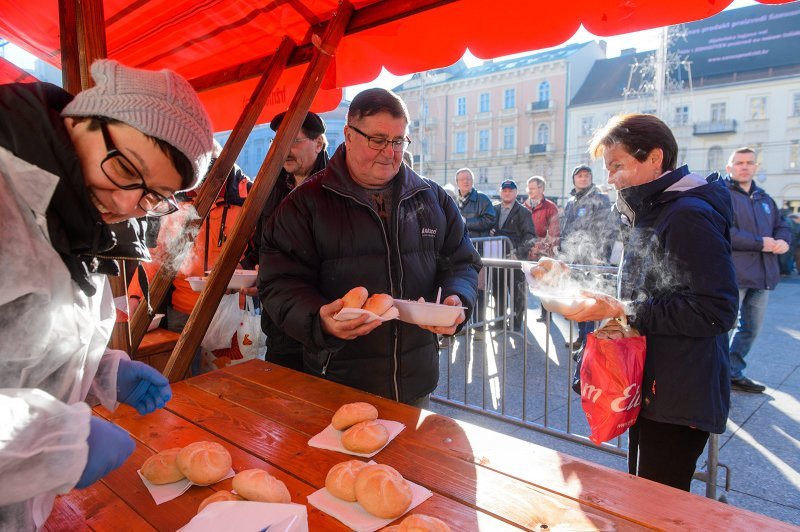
[
  {"x1": 493, "y1": 269, "x2": 526, "y2": 327},
  {"x1": 628, "y1": 416, "x2": 709, "y2": 491}
]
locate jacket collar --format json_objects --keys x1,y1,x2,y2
[
  {"x1": 323, "y1": 143, "x2": 429, "y2": 204},
  {"x1": 726, "y1": 177, "x2": 762, "y2": 198},
  {"x1": 616, "y1": 165, "x2": 690, "y2": 226},
  {"x1": 570, "y1": 183, "x2": 596, "y2": 199}
]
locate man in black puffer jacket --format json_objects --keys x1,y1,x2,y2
[{"x1": 259, "y1": 89, "x2": 480, "y2": 406}]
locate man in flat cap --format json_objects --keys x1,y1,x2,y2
[
  {"x1": 243, "y1": 111, "x2": 329, "y2": 370},
  {"x1": 490, "y1": 179, "x2": 535, "y2": 331}
]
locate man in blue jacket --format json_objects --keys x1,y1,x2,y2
[
  {"x1": 564, "y1": 113, "x2": 738, "y2": 491},
  {"x1": 726, "y1": 147, "x2": 792, "y2": 393}
]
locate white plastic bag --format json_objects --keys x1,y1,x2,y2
[
  {"x1": 200, "y1": 293, "x2": 242, "y2": 351},
  {"x1": 236, "y1": 298, "x2": 266, "y2": 361}
]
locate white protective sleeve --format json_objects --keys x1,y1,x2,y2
[{"x1": 0, "y1": 390, "x2": 91, "y2": 506}]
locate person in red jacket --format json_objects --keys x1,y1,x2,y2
[{"x1": 523, "y1": 175, "x2": 560, "y2": 321}]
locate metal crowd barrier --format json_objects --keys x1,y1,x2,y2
[{"x1": 432, "y1": 245, "x2": 728, "y2": 500}]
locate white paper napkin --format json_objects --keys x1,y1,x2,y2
[
  {"x1": 178, "y1": 501, "x2": 308, "y2": 532},
  {"x1": 334, "y1": 307, "x2": 399, "y2": 323},
  {"x1": 137, "y1": 468, "x2": 236, "y2": 505},
  {"x1": 307, "y1": 420, "x2": 404, "y2": 458},
  {"x1": 307, "y1": 474, "x2": 432, "y2": 532}
]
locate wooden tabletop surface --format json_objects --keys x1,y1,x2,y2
[{"x1": 45, "y1": 360, "x2": 792, "y2": 531}]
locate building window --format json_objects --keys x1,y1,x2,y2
[
  {"x1": 749, "y1": 96, "x2": 767, "y2": 120},
  {"x1": 503, "y1": 127, "x2": 515, "y2": 150},
  {"x1": 537, "y1": 123, "x2": 550, "y2": 145},
  {"x1": 538, "y1": 81, "x2": 550, "y2": 103},
  {"x1": 790, "y1": 140, "x2": 799, "y2": 169},
  {"x1": 455, "y1": 132, "x2": 467, "y2": 153},
  {"x1": 710, "y1": 102, "x2": 726, "y2": 122},
  {"x1": 478, "y1": 129, "x2": 490, "y2": 152},
  {"x1": 707, "y1": 146, "x2": 724, "y2": 173},
  {"x1": 581, "y1": 117, "x2": 593, "y2": 136},
  {"x1": 456, "y1": 97, "x2": 466, "y2": 116},
  {"x1": 793, "y1": 94, "x2": 800, "y2": 117},
  {"x1": 674, "y1": 105, "x2": 689, "y2": 126},
  {"x1": 504, "y1": 88, "x2": 515, "y2": 109},
  {"x1": 478, "y1": 167, "x2": 489, "y2": 184},
  {"x1": 479, "y1": 93, "x2": 490, "y2": 113}
]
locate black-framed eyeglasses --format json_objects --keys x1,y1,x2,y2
[
  {"x1": 348, "y1": 124, "x2": 411, "y2": 152},
  {"x1": 99, "y1": 121, "x2": 178, "y2": 217}
]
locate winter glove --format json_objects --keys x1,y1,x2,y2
[
  {"x1": 76, "y1": 417, "x2": 135, "y2": 489},
  {"x1": 117, "y1": 359, "x2": 172, "y2": 415}
]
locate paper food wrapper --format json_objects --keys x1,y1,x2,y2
[
  {"x1": 308, "y1": 420, "x2": 404, "y2": 458},
  {"x1": 137, "y1": 468, "x2": 236, "y2": 505},
  {"x1": 308, "y1": 473, "x2": 432, "y2": 532},
  {"x1": 178, "y1": 501, "x2": 308, "y2": 532}
]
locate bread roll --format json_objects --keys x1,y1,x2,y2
[
  {"x1": 398, "y1": 514, "x2": 451, "y2": 532},
  {"x1": 232, "y1": 468, "x2": 291, "y2": 503},
  {"x1": 176, "y1": 441, "x2": 232, "y2": 485},
  {"x1": 342, "y1": 420, "x2": 389, "y2": 454},
  {"x1": 354, "y1": 464, "x2": 412, "y2": 519},
  {"x1": 342, "y1": 286, "x2": 369, "y2": 309},
  {"x1": 332, "y1": 402, "x2": 379, "y2": 430},
  {"x1": 363, "y1": 293, "x2": 394, "y2": 315},
  {"x1": 325, "y1": 460, "x2": 368, "y2": 502},
  {"x1": 197, "y1": 490, "x2": 242, "y2": 513},
  {"x1": 141, "y1": 447, "x2": 184, "y2": 485}
]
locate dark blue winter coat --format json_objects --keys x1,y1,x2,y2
[
  {"x1": 457, "y1": 188, "x2": 496, "y2": 238},
  {"x1": 727, "y1": 180, "x2": 792, "y2": 290},
  {"x1": 617, "y1": 166, "x2": 738, "y2": 434},
  {"x1": 259, "y1": 144, "x2": 481, "y2": 403}
]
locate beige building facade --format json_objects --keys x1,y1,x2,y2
[{"x1": 394, "y1": 42, "x2": 605, "y2": 203}]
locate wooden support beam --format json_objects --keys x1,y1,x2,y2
[
  {"x1": 129, "y1": 37, "x2": 296, "y2": 353},
  {"x1": 189, "y1": 0, "x2": 457, "y2": 93},
  {"x1": 59, "y1": 0, "x2": 107, "y2": 92},
  {"x1": 164, "y1": 2, "x2": 356, "y2": 382}
]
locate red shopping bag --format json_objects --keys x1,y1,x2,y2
[{"x1": 579, "y1": 318, "x2": 646, "y2": 445}]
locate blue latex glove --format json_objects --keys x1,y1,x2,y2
[
  {"x1": 76, "y1": 417, "x2": 135, "y2": 489},
  {"x1": 117, "y1": 359, "x2": 172, "y2": 415}
]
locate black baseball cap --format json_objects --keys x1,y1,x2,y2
[
  {"x1": 270, "y1": 111, "x2": 326, "y2": 136},
  {"x1": 572, "y1": 164, "x2": 593, "y2": 179},
  {"x1": 500, "y1": 179, "x2": 517, "y2": 190}
]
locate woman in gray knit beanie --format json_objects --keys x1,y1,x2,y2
[{"x1": 0, "y1": 58, "x2": 213, "y2": 531}]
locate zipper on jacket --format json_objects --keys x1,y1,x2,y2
[{"x1": 322, "y1": 352, "x2": 334, "y2": 375}]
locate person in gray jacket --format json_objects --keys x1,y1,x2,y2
[{"x1": 726, "y1": 147, "x2": 792, "y2": 393}]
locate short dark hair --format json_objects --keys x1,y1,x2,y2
[
  {"x1": 78, "y1": 116, "x2": 194, "y2": 190},
  {"x1": 728, "y1": 147, "x2": 756, "y2": 164},
  {"x1": 589, "y1": 114, "x2": 678, "y2": 172},
  {"x1": 347, "y1": 88, "x2": 409, "y2": 124}
]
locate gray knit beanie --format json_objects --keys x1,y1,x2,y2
[{"x1": 62, "y1": 59, "x2": 213, "y2": 189}]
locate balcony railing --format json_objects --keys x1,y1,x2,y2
[
  {"x1": 527, "y1": 100, "x2": 555, "y2": 113},
  {"x1": 529, "y1": 143, "x2": 551, "y2": 155},
  {"x1": 693, "y1": 119, "x2": 737, "y2": 135}
]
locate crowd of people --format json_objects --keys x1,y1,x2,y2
[{"x1": 3, "y1": 56, "x2": 799, "y2": 531}]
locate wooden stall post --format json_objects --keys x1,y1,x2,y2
[
  {"x1": 164, "y1": 2, "x2": 355, "y2": 382},
  {"x1": 128, "y1": 38, "x2": 296, "y2": 353}
]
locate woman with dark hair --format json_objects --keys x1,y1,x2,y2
[{"x1": 563, "y1": 113, "x2": 738, "y2": 491}]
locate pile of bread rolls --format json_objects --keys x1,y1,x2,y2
[
  {"x1": 333, "y1": 402, "x2": 389, "y2": 454},
  {"x1": 140, "y1": 441, "x2": 232, "y2": 486},
  {"x1": 196, "y1": 468, "x2": 291, "y2": 513},
  {"x1": 341, "y1": 286, "x2": 395, "y2": 317},
  {"x1": 326, "y1": 461, "x2": 413, "y2": 520}
]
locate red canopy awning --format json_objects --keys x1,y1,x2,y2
[
  {"x1": 0, "y1": 0, "x2": 794, "y2": 129},
  {"x1": 0, "y1": 56, "x2": 38, "y2": 84}
]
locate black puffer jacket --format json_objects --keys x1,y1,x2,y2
[
  {"x1": 259, "y1": 145, "x2": 481, "y2": 402},
  {"x1": 457, "y1": 188, "x2": 496, "y2": 238},
  {"x1": 617, "y1": 166, "x2": 738, "y2": 434}
]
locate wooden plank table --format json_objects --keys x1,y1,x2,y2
[{"x1": 46, "y1": 360, "x2": 792, "y2": 531}]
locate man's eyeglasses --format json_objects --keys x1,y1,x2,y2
[
  {"x1": 270, "y1": 136, "x2": 313, "y2": 144},
  {"x1": 99, "y1": 121, "x2": 178, "y2": 217},
  {"x1": 348, "y1": 124, "x2": 411, "y2": 152}
]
